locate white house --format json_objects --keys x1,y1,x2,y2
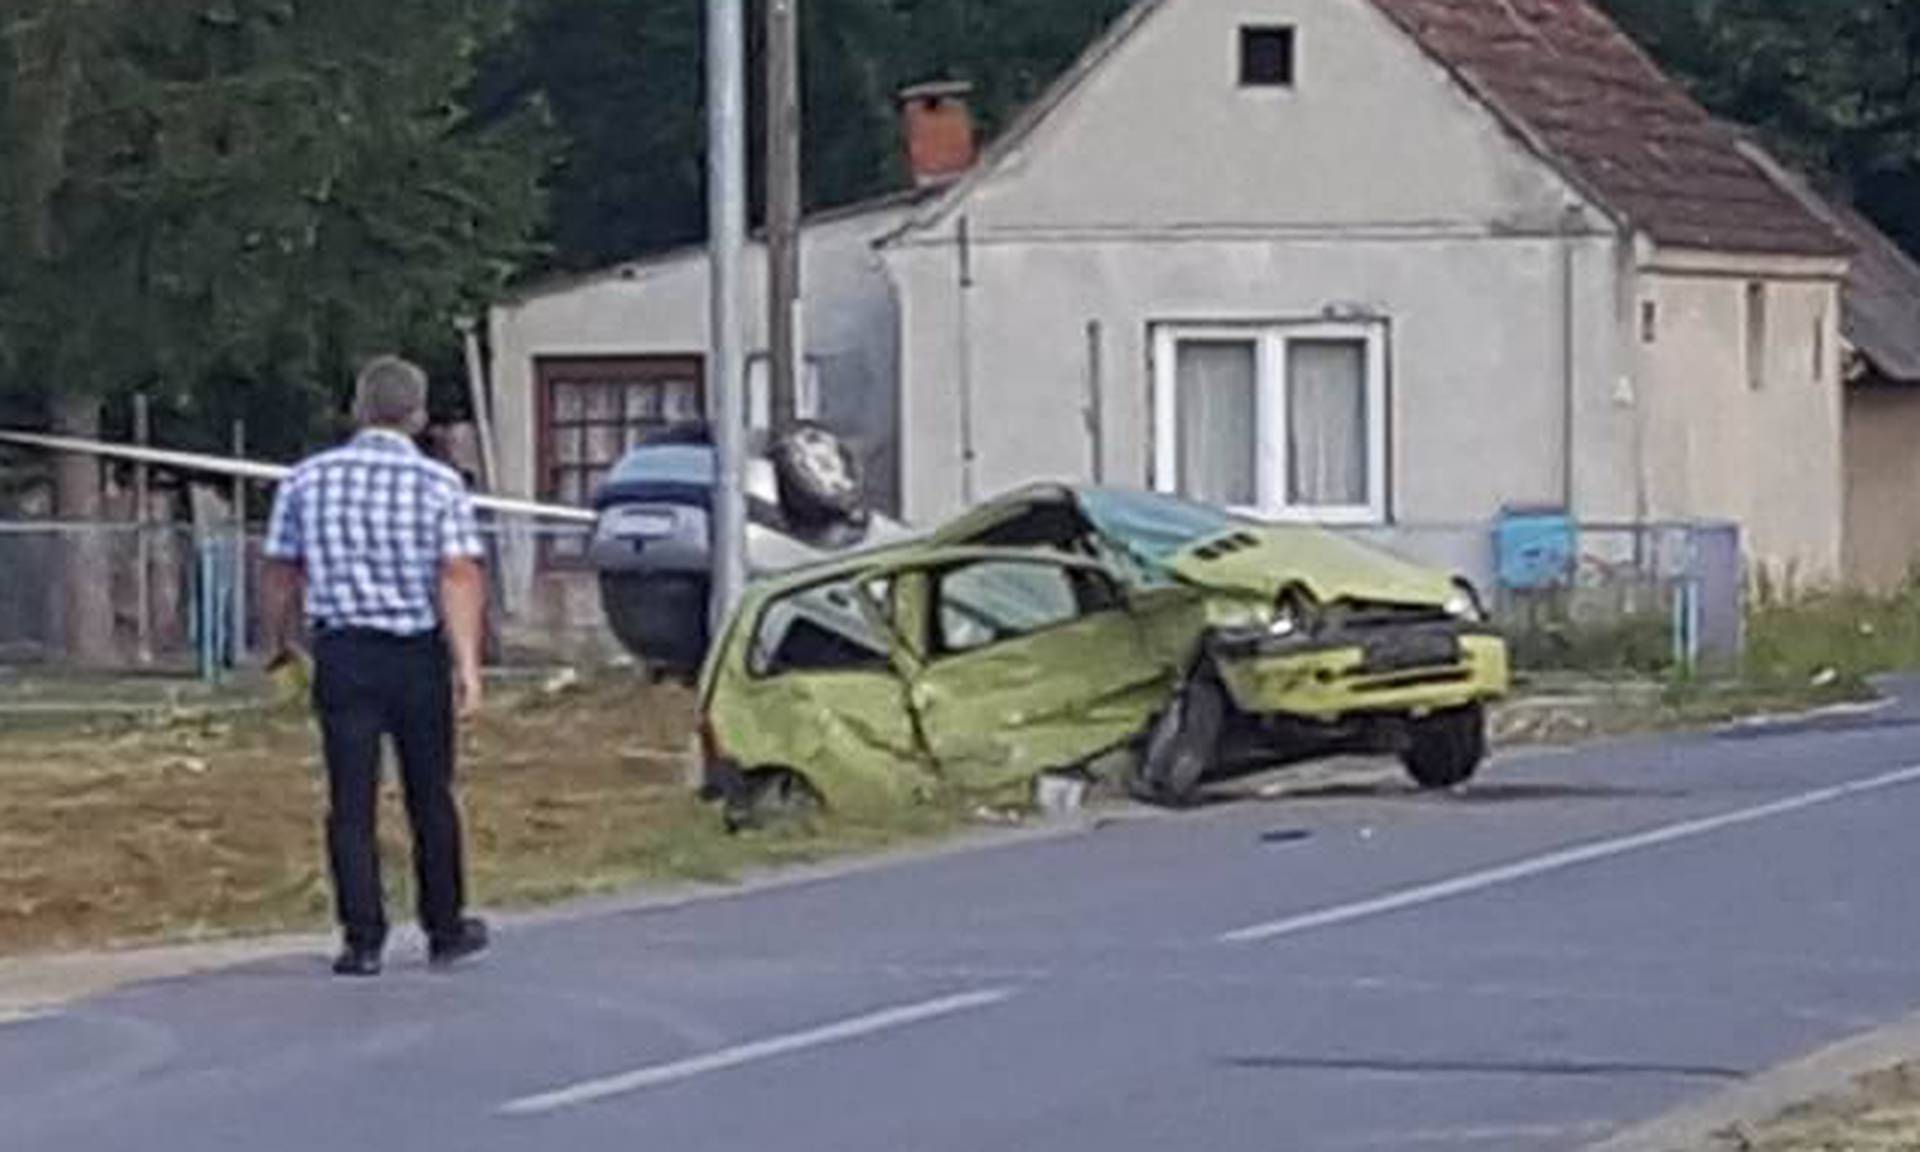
[{"x1": 487, "y1": 0, "x2": 1866, "y2": 613}]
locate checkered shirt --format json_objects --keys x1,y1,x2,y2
[{"x1": 264, "y1": 429, "x2": 486, "y2": 636}]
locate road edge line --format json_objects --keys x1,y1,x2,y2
[
  {"x1": 1583, "y1": 1006, "x2": 1920, "y2": 1151},
  {"x1": 1220, "y1": 762, "x2": 1920, "y2": 945}
]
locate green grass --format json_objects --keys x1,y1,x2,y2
[
  {"x1": 1498, "y1": 579, "x2": 1920, "y2": 735},
  {"x1": 0, "y1": 675, "x2": 984, "y2": 958},
  {"x1": 1743, "y1": 583, "x2": 1920, "y2": 694}
]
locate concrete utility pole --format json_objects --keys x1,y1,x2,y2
[
  {"x1": 708, "y1": 0, "x2": 749, "y2": 634},
  {"x1": 766, "y1": 0, "x2": 802, "y2": 432}
]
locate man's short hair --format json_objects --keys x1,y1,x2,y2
[{"x1": 353, "y1": 356, "x2": 430, "y2": 431}]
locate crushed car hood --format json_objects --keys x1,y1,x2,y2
[{"x1": 1167, "y1": 525, "x2": 1455, "y2": 607}]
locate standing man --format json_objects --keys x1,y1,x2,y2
[{"x1": 261, "y1": 356, "x2": 491, "y2": 977}]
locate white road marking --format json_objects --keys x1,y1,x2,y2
[
  {"x1": 498, "y1": 988, "x2": 1017, "y2": 1116},
  {"x1": 1221, "y1": 762, "x2": 1920, "y2": 945}
]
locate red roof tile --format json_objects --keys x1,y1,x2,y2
[{"x1": 1366, "y1": 0, "x2": 1847, "y2": 257}]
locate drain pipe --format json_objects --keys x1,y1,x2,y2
[
  {"x1": 955, "y1": 214, "x2": 978, "y2": 506},
  {"x1": 1084, "y1": 319, "x2": 1106, "y2": 485},
  {"x1": 1559, "y1": 205, "x2": 1584, "y2": 512}
]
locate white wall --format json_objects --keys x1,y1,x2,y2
[
  {"x1": 1845, "y1": 383, "x2": 1920, "y2": 591},
  {"x1": 1635, "y1": 253, "x2": 1846, "y2": 585},
  {"x1": 949, "y1": 0, "x2": 1585, "y2": 235},
  {"x1": 888, "y1": 231, "x2": 1632, "y2": 586},
  {"x1": 882, "y1": 0, "x2": 1635, "y2": 586},
  {"x1": 1635, "y1": 261, "x2": 1843, "y2": 583}
]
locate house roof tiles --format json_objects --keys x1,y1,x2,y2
[{"x1": 1366, "y1": 0, "x2": 1847, "y2": 256}]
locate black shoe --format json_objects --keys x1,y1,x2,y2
[
  {"x1": 428, "y1": 917, "x2": 490, "y2": 968},
  {"x1": 332, "y1": 945, "x2": 383, "y2": 978}
]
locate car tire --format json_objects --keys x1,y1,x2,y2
[
  {"x1": 1401, "y1": 704, "x2": 1488, "y2": 790},
  {"x1": 1134, "y1": 664, "x2": 1227, "y2": 807},
  {"x1": 771, "y1": 422, "x2": 864, "y2": 528},
  {"x1": 724, "y1": 767, "x2": 824, "y2": 833}
]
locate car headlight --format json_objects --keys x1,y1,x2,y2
[
  {"x1": 1445, "y1": 579, "x2": 1486, "y2": 622},
  {"x1": 1269, "y1": 587, "x2": 1316, "y2": 638},
  {"x1": 1210, "y1": 601, "x2": 1273, "y2": 632}
]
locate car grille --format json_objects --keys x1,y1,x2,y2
[{"x1": 1323, "y1": 599, "x2": 1452, "y2": 631}]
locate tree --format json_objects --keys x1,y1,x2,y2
[
  {"x1": 1603, "y1": 0, "x2": 1920, "y2": 258},
  {"x1": 0, "y1": 0, "x2": 553, "y2": 661},
  {"x1": 494, "y1": 0, "x2": 1133, "y2": 271}
]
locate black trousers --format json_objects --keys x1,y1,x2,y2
[{"x1": 312, "y1": 628, "x2": 466, "y2": 950}]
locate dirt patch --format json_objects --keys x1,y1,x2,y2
[
  {"x1": 0, "y1": 675, "x2": 967, "y2": 958},
  {"x1": 1700, "y1": 1062, "x2": 1920, "y2": 1150}
]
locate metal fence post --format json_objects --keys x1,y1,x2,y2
[{"x1": 230, "y1": 419, "x2": 248, "y2": 667}]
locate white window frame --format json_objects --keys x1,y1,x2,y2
[{"x1": 1151, "y1": 321, "x2": 1388, "y2": 525}]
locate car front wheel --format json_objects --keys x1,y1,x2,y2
[
  {"x1": 1134, "y1": 664, "x2": 1227, "y2": 807},
  {"x1": 1401, "y1": 704, "x2": 1487, "y2": 790}
]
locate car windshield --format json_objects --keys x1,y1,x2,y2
[{"x1": 1076, "y1": 488, "x2": 1238, "y2": 563}]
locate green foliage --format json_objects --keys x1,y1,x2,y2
[
  {"x1": 1744, "y1": 581, "x2": 1920, "y2": 693},
  {"x1": 0, "y1": 0, "x2": 553, "y2": 455},
  {"x1": 1506, "y1": 610, "x2": 1676, "y2": 678},
  {"x1": 1602, "y1": 0, "x2": 1920, "y2": 258},
  {"x1": 495, "y1": 0, "x2": 1133, "y2": 270}
]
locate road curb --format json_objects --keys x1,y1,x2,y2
[
  {"x1": 1585, "y1": 1009, "x2": 1920, "y2": 1151},
  {"x1": 0, "y1": 811, "x2": 1110, "y2": 1018},
  {"x1": 0, "y1": 935, "x2": 329, "y2": 1020}
]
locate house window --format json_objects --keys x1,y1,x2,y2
[
  {"x1": 1151, "y1": 322, "x2": 1388, "y2": 524},
  {"x1": 1239, "y1": 26, "x2": 1295, "y2": 88},
  {"x1": 537, "y1": 356, "x2": 703, "y2": 558},
  {"x1": 1745, "y1": 282, "x2": 1768, "y2": 391},
  {"x1": 1640, "y1": 300, "x2": 1658, "y2": 345}
]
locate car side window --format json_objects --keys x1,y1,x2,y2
[
  {"x1": 933, "y1": 560, "x2": 1120, "y2": 657},
  {"x1": 750, "y1": 576, "x2": 893, "y2": 677}
]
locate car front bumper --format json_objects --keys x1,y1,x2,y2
[{"x1": 1208, "y1": 626, "x2": 1510, "y2": 721}]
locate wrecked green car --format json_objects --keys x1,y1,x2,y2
[{"x1": 696, "y1": 486, "x2": 1509, "y2": 820}]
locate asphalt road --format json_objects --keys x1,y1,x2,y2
[{"x1": 10, "y1": 687, "x2": 1920, "y2": 1152}]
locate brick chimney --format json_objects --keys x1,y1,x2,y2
[{"x1": 897, "y1": 80, "x2": 976, "y2": 187}]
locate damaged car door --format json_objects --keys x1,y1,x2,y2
[
  {"x1": 730, "y1": 569, "x2": 935, "y2": 810},
  {"x1": 870, "y1": 551, "x2": 1173, "y2": 795}
]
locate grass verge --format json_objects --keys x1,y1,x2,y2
[
  {"x1": 8, "y1": 582, "x2": 1919, "y2": 959},
  {"x1": 0, "y1": 674, "x2": 974, "y2": 959},
  {"x1": 1701, "y1": 1062, "x2": 1920, "y2": 1151}
]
